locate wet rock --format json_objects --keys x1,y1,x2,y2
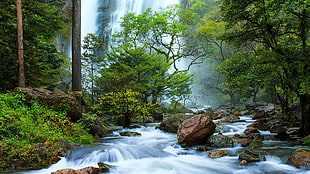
[
  {"x1": 218, "y1": 115, "x2": 241, "y2": 123},
  {"x1": 245, "y1": 101, "x2": 267, "y2": 111},
  {"x1": 128, "y1": 124, "x2": 142, "y2": 129},
  {"x1": 89, "y1": 118, "x2": 108, "y2": 137},
  {"x1": 177, "y1": 114, "x2": 216, "y2": 147},
  {"x1": 98, "y1": 162, "x2": 112, "y2": 172},
  {"x1": 249, "y1": 134, "x2": 265, "y2": 149},
  {"x1": 237, "y1": 137, "x2": 253, "y2": 147},
  {"x1": 239, "y1": 160, "x2": 248, "y2": 165},
  {"x1": 287, "y1": 148, "x2": 310, "y2": 168},
  {"x1": 208, "y1": 150, "x2": 230, "y2": 158},
  {"x1": 16, "y1": 87, "x2": 82, "y2": 121},
  {"x1": 247, "y1": 118, "x2": 270, "y2": 131},
  {"x1": 238, "y1": 150, "x2": 262, "y2": 163},
  {"x1": 252, "y1": 110, "x2": 266, "y2": 119},
  {"x1": 240, "y1": 110, "x2": 250, "y2": 116},
  {"x1": 207, "y1": 134, "x2": 234, "y2": 148},
  {"x1": 51, "y1": 166, "x2": 102, "y2": 174},
  {"x1": 119, "y1": 131, "x2": 141, "y2": 136},
  {"x1": 196, "y1": 146, "x2": 210, "y2": 152},
  {"x1": 244, "y1": 127, "x2": 260, "y2": 135},
  {"x1": 159, "y1": 113, "x2": 192, "y2": 133}
]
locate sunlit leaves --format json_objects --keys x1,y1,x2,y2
[{"x1": 93, "y1": 89, "x2": 161, "y2": 127}]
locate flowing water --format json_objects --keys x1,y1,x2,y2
[
  {"x1": 3, "y1": 1, "x2": 309, "y2": 174},
  {"x1": 6, "y1": 117, "x2": 310, "y2": 174}
]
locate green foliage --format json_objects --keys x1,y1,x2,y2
[
  {"x1": 164, "y1": 100, "x2": 189, "y2": 114},
  {"x1": 0, "y1": 0, "x2": 69, "y2": 91},
  {"x1": 96, "y1": 44, "x2": 193, "y2": 103},
  {"x1": 304, "y1": 139, "x2": 310, "y2": 146},
  {"x1": 220, "y1": 0, "x2": 310, "y2": 105},
  {"x1": 0, "y1": 92, "x2": 94, "y2": 169},
  {"x1": 82, "y1": 33, "x2": 105, "y2": 105},
  {"x1": 93, "y1": 89, "x2": 162, "y2": 127},
  {"x1": 78, "y1": 113, "x2": 99, "y2": 132}
]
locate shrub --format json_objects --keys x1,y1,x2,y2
[{"x1": 0, "y1": 92, "x2": 94, "y2": 169}]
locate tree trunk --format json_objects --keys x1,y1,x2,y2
[
  {"x1": 72, "y1": 0, "x2": 82, "y2": 102},
  {"x1": 16, "y1": 0, "x2": 25, "y2": 87},
  {"x1": 124, "y1": 113, "x2": 131, "y2": 128},
  {"x1": 300, "y1": 94, "x2": 310, "y2": 136},
  {"x1": 229, "y1": 93, "x2": 236, "y2": 106}
]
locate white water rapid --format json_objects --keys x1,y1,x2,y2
[
  {"x1": 10, "y1": 117, "x2": 310, "y2": 174},
  {"x1": 4, "y1": 1, "x2": 310, "y2": 174}
]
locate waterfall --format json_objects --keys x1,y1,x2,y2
[
  {"x1": 81, "y1": 0, "x2": 99, "y2": 41},
  {"x1": 96, "y1": 0, "x2": 180, "y2": 43}
]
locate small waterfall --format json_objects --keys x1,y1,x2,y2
[{"x1": 15, "y1": 123, "x2": 310, "y2": 174}]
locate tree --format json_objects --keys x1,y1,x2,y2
[
  {"x1": 221, "y1": 0, "x2": 310, "y2": 135},
  {"x1": 96, "y1": 44, "x2": 193, "y2": 104},
  {"x1": 93, "y1": 89, "x2": 161, "y2": 127},
  {"x1": 0, "y1": 0, "x2": 68, "y2": 91},
  {"x1": 82, "y1": 33, "x2": 105, "y2": 106},
  {"x1": 16, "y1": 0, "x2": 25, "y2": 88},
  {"x1": 98, "y1": 7, "x2": 195, "y2": 104},
  {"x1": 72, "y1": 0, "x2": 82, "y2": 100},
  {"x1": 113, "y1": 7, "x2": 203, "y2": 71}
]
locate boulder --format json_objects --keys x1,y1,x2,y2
[
  {"x1": 249, "y1": 134, "x2": 265, "y2": 149},
  {"x1": 207, "y1": 134, "x2": 234, "y2": 148},
  {"x1": 16, "y1": 87, "x2": 82, "y2": 121},
  {"x1": 51, "y1": 167, "x2": 102, "y2": 174},
  {"x1": 247, "y1": 118, "x2": 270, "y2": 131},
  {"x1": 244, "y1": 127, "x2": 260, "y2": 135},
  {"x1": 177, "y1": 114, "x2": 216, "y2": 147},
  {"x1": 159, "y1": 113, "x2": 191, "y2": 133},
  {"x1": 238, "y1": 150, "x2": 262, "y2": 163},
  {"x1": 119, "y1": 131, "x2": 141, "y2": 136},
  {"x1": 208, "y1": 150, "x2": 230, "y2": 158},
  {"x1": 218, "y1": 115, "x2": 241, "y2": 123},
  {"x1": 239, "y1": 160, "x2": 248, "y2": 166},
  {"x1": 235, "y1": 134, "x2": 253, "y2": 147},
  {"x1": 287, "y1": 148, "x2": 310, "y2": 168},
  {"x1": 98, "y1": 162, "x2": 112, "y2": 172}
]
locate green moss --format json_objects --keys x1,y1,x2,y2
[{"x1": 0, "y1": 92, "x2": 94, "y2": 169}]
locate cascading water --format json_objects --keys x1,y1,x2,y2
[
  {"x1": 5, "y1": 1, "x2": 310, "y2": 174},
  {"x1": 11, "y1": 118, "x2": 310, "y2": 174},
  {"x1": 81, "y1": 0, "x2": 99, "y2": 39},
  {"x1": 97, "y1": 0, "x2": 180, "y2": 45}
]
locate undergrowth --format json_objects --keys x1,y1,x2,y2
[{"x1": 0, "y1": 92, "x2": 94, "y2": 169}]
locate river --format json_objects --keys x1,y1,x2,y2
[{"x1": 6, "y1": 116, "x2": 310, "y2": 174}]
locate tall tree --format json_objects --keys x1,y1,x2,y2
[
  {"x1": 0, "y1": 0, "x2": 67, "y2": 91},
  {"x1": 221, "y1": 0, "x2": 310, "y2": 135},
  {"x1": 16, "y1": 0, "x2": 25, "y2": 87},
  {"x1": 72, "y1": 0, "x2": 82, "y2": 99}
]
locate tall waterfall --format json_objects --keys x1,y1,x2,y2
[
  {"x1": 96, "y1": 0, "x2": 180, "y2": 43},
  {"x1": 81, "y1": 0, "x2": 99, "y2": 39}
]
